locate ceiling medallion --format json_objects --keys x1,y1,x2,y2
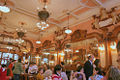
[
  {"x1": 38, "y1": 8, "x2": 49, "y2": 21},
  {"x1": 0, "y1": 0, "x2": 10, "y2": 13},
  {"x1": 37, "y1": 0, "x2": 50, "y2": 30},
  {"x1": 65, "y1": 13, "x2": 72, "y2": 34}
]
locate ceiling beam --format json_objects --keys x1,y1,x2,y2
[{"x1": 92, "y1": 0, "x2": 104, "y2": 7}]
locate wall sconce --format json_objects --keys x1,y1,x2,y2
[
  {"x1": 59, "y1": 53, "x2": 65, "y2": 56},
  {"x1": 75, "y1": 50, "x2": 79, "y2": 53},
  {"x1": 110, "y1": 42, "x2": 116, "y2": 50},
  {"x1": 43, "y1": 52, "x2": 50, "y2": 55},
  {"x1": 25, "y1": 59, "x2": 28, "y2": 63},
  {"x1": 98, "y1": 44, "x2": 105, "y2": 51},
  {"x1": 49, "y1": 61, "x2": 54, "y2": 65},
  {"x1": 54, "y1": 54, "x2": 57, "y2": 56},
  {"x1": 36, "y1": 55, "x2": 40, "y2": 58}
]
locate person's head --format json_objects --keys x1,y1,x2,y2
[
  {"x1": 88, "y1": 55, "x2": 94, "y2": 62},
  {"x1": 38, "y1": 68, "x2": 44, "y2": 74},
  {"x1": 76, "y1": 64, "x2": 80, "y2": 68},
  {"x1": 18, "y1": 58, "x2": 21, "y2": 63},
  {"x1": 107, "y1": 66, "x2": 120, "y2": 80},
  {"x1": 2, "y1": 64, "x2": 7, "y2": 69},
  {"x1": 44, "y1": 64, "x2": 50, "y2": 70},
  {"x1": 54, "y1": 64, "x2": 62, "y2": 75},
  {"x1": 11, "y1": 60, "x2": 16, "y2": 64},
  {"x1": 9, "y1": 58, "x2": 13, "y2": 63},
  {"x1": 77, "y1": 65, "x2": 84, "y2": 73},
  {"x1": 94, "y1": 59, "x2": 100, "y2": 67},
  {"x1": 10, "y1": 58, "x2": 12, "y2": 61},
  {"x1": 61, "y1": 62, "x2": 64, "y2": 66}
]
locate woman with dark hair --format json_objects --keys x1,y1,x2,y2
[
  {"x1": 13, "y1": 58, "x2": 23, "y2": 80},
  {"x1": 89, "y1": 67, "x2": 103, "y2": 80},
  {"x1": 94, "y1": 59, "x2": 102, "y2": 75},
  {"x1": 52, "y1": 64, "x2": 63, "y2": 80},
  {"x1": 36, "y1": 68, "x2": 44, "y2": 80},
  {"x1": 43, "y1": 64, "x2": 52, "y2": 79},
  {"x1": 8, "y1": 60, "x2": 15, "y2": 79},
  {"x1": 70, "y1": 66, "x2": 86, "y2": 80}
]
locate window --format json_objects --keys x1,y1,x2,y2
[
  {"x1": 14, "y1": 54, "x2": 19, "y2": 60},
  {"x1": 0, "y1": 52, "x2": 19, "y2": 64},
  {"x1": 0, "y1": 52, "x2": 2, "y2": 58}
]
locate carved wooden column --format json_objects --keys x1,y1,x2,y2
[{"x1": 104, "y1": 32, "x2": 112, "y2": 68}]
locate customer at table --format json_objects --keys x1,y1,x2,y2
[
  {"x1": 70, "y1": 65, "x2": 86, "y2": 80},
  {"x1": 0, "y1": 64, "x2": 7, "y2": 80},
  {"x1": 13, "y1": 58, "x2": 23, "y2": 80},
  {"x1": 52, "y1": 64, "x2": 63, "y2": 80},
  {"x1": 94, "y1": 59, "x2": 103, "y2": 75},
  {"x1": 36, "y1": 68, "x2": 44, "y2": 80},
  {"x1": 89, "y1": 67, "x2": 103, "y2": 80},
  {"x1": 28, "y1": 62, "x2": 38, "y2": 74},
  {"x1": 8, "y1": 60, "x2": 15, "y2": 79},
  {"x1": 43, "y1": 64, "x2": 52, "y2": 80},
  {"x1": 6, "y1": 58, "x2": 13, "y2": 67},
  {"x1": 102, "y1": 66, "x2": 120, "y2": 80}
]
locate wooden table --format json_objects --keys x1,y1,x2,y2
[{"x1": 21, "y1": 73, "x2": 37, "y2": 80}]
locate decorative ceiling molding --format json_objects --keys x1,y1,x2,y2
[
  {"x1": 92, "y1": 0, "x2": 104, "y2": 7},
  {"x1": 79, "y1": 0, "x2": 97, "y2": 8}
]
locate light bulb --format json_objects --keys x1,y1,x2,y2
[
  {"x1": 0, "y1": 6, "x2": 10, "y2": 13},
  {"x1": 36, "y1": 41, "x2": 41, "y2": 44},
  {"x1": 65, "y1": 29, "x2": 72, "y2": 34}
]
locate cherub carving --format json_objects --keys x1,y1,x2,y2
[
  {"x1": 100, "y1": 8, "x2": 109, "y2": 20},
  {"x1": 92, "y1": 15, "x2": 100, "y2": 29},
  {"x1": 110, "y1": 7, "x2": 119, "y2": 24}
]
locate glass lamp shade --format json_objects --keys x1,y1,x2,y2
[
  {"x1": 75, "y1": 50, "x2": 79, "y2": 52},
  {"x1": 65, "y1": 29, "x2": 72, "y2": 34},
  {"x1": 36, "y1": 41, "x2": 41, "y2": 44},
  {"x1": 0, "y1": 6, "x2": 10, "y2": 13},
  {"x1": 36, "y1": 22, "x2": 49, "y2": 30}
]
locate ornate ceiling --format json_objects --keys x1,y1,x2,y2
[{"x1": 0, "y1": 0, "x2": 120, "y2": 53}]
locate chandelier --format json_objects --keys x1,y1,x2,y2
[
  {"x1": 0, "y1": 0, "x2": 10, "y2": 13},
  {"x1": 36, "y1": 21, "x2": 49, "y2": 30},
  {"x1": 15, "y1": 22, "x2": 27, "y2": 44},
  {"x1": 37, "y1": 0, "x2": 50, "y2": 30},
  {"x1": 65, "y1": 13, "x2": 72, "y2": 34}
]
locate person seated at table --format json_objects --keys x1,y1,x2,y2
[
  {"x1": 52, "y1": 64, "x2": 63, "y2": 80},
  {"x1": 43, "y1": 65, "x2": 52, "y2": 80},
  {"x1": 0, "y1": 64, "x2": 7, "y2": 80},
  {"x1": 70, "y1": 65, "x2": 86, "y2": 80},
  {"x1": 89, "y1": 67, "x2": 103, "y2": 80},
  {"x1": 36, "y1": 68, "x2": 44, "y2": 80},
  {"x1": 8, "y1": 60, "x2": 15, "y2": 79},
  {"x1": 28, "y1": 62, "x2": 38, "y2": 74}
]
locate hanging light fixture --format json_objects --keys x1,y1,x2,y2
[
  {"x1": 36, "y1": 33, "x2": 42, "y2": 44},
  {"x1": 15, "y1": 22, "x2": 27, "y2": 44},
  {"x1": 37, "y1": 0, "x2": 50, "y2": 30},
  {"x1": 65, "y1": 13, "x2": 72, "y2": 34},
  {"x1": 0, "y1": 0, "x2": 10, "y2": 13}
]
